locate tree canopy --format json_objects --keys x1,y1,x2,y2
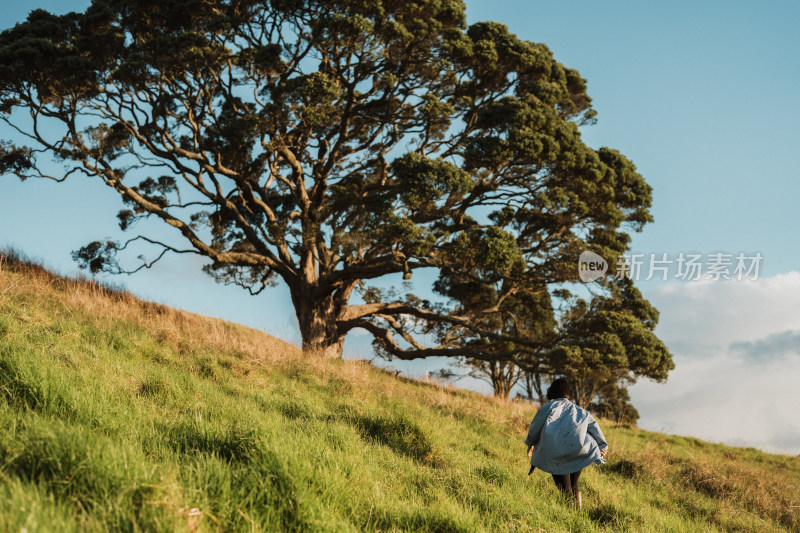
[{"x1": 1, "y1": 0, "x2": 665, "y2": 369}]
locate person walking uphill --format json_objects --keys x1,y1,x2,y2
[{"x1": 524, "y1": 378, "x2": 609, "y2": 509}]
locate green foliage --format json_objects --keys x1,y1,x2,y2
[
  {"x1": 590, "y1": 383, "x2": 640, "y2": 426},
  {"x1": 551, "y1": 279, "x2": 674, "y2": 408},
  {"x1": 392, "y1": 153, "x2": 473, "y2": 213},
  {"x1": 0, "y1": 142, "x2": 34, "y2": 174}
]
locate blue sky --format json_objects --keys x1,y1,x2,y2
[{"x1": 2, "y1": 1, "x2": 799, "y2": 453}]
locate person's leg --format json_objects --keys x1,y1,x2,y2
[
  {"x1": 570, "y1": 470, "x2": 583, "y2": 509},
  {"x1": 551, "y1": 473, "x2": 572, "y2": 495},
  {"x1": 569, "y1": 470, "x2": 582, "y2": 492}
]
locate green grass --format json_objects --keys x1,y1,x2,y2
[{"x1": 1, "y1": 251, "x2": 799, "y2": 532}]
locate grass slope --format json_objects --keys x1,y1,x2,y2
[{"x1": 0, "y1": 251, "x2": 798, "y2": 532}]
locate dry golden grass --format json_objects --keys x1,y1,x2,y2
[
  {"x1": 604, "y1": 432, "x2": 800, "y2": 530},
  {"x1": 0, "y1": 249, "x2": 300, "y2": 368}
]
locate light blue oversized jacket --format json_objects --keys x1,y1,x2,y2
[{"x1": 524, "y1": 398, "x2": 608, "y2": 475}]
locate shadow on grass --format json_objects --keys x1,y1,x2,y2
[
  {"x1": 367, "y1": 507, "x2": 471, "y2": 533},
  {"x1": 0, "y1": 356, "x2": 75, "y2": 419},
  {"x1": 475, "y1": 463, "x2": 510, "y2": 486},
  {"x1": 273, "y1": 397, "x2": 314, "y2": 421},
  {"x1": 587, "y1": 503, "x2": 640, "y2": 528},
  {"x1": 0, "y1": 356, "x2": 45, "y2": 410},
  {"x1": 345, "y1": 410, "x2": 439, "y2": 466},
  {"x1": 272, "y1": 398, "x2": 442, "y2": 467},
  {"x1": 0, "y1": 426, "x2": 179, "y2": 530},
  {"x1": 157, "y1": 420, "x2": 259, "y2": 462},
  {"x1": 226, "y1": 449, "x2": 311, "y2": 531},
  {"x1": 606, "y1": 458, "x2": 643, "y2": 480}
]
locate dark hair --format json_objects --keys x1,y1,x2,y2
[{"x1": 546, "y1": 378, "x2": 572, "y2": 401}]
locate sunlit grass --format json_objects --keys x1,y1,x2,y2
[{"x1": 1, "y1": 250, "x2": 798, "y2": 532}]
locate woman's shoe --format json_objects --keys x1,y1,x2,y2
[{"x1": 574, "y1": 491, "x2": 583, "y2": 510}]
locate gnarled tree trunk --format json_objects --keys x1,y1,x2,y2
[{"x1": 289, "y1": 283, "x2": 350, "y2": 359}]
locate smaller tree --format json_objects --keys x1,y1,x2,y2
[
  {"x1": 426, "y1": 271, "x2": 557, "y2": 400},
  {"x1": 589, "y1": 382, "x2": 640, "y2": 426},
  {"x1": 550, "y1": 277, "x2": 673, "y2": 408},
  {"x1": 430, "y1": 272, "x2": 671, "y2": 412},
  {"x1": 444, "y1": 358, "x2": 522, "y2": 400},
  {"x1": 517, "y1": 369, "x2": 547, "y2": 405}
]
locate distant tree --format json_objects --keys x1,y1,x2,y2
[
  {"x1": 430, "y1": 274, "x2": 556, "y2": 400},
  {"x1": 475, "y1": 360, "x2": 520, "y2": 400},
  {"x1": 439, "y1": 359, "x2": 522, "y2": 400},
  {"x1": 518, "y1": 369, "x2": 547, "y2": 405},
  {"x1": 589, "y1": 381, "x2": 640, "y2": 426},
  {"x1": 1, "y1": 0, "x2": 656, "y2": 360}
]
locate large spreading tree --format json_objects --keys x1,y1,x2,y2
[{"x1": 1, "y1": 0, "x2": 661, "y2": 363}]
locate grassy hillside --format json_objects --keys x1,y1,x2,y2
[{"x1": 0, "y1": 251, "x2": 798, "y2": 532}]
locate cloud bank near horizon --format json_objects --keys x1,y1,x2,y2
[{"x1": 631, "y1": 272, "x2": 800, "y2": 455}]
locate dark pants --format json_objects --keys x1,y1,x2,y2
[{"x1": 552, "y1": 470, "x2": 582, "y2": 495}]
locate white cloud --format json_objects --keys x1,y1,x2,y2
[
  {"x1": 643, "y1": 272, "x2": 800, "y2": 347},
  {"x1": 630, "y1": 273, "x2": 800, "y2": 454}
]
